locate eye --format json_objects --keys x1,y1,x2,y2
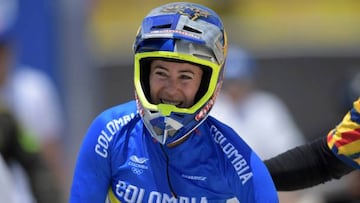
[
  {"x1": 179, "y1": 74, "x2": 193, "y2": 80},
  {"x1": 154, "y1": 69, "x2": 168, "y2": 78}
]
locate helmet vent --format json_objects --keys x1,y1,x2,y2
[
  {"x1": 183, "y1": 26, "x2": 202, "y2": 34},
  {"x1": 192, "y1": 54, "x2": 212, "y2": 61},
  {"x1": 152, "y1": 24, "x2": 172, "y2": 30}
]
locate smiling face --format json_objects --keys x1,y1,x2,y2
[{"x1": 149, "y1": 59, "x2": 203, "y2": 108}]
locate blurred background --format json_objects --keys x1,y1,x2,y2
[{"x1": 8, "y1": 0, "x2": 360, "y2": 202}]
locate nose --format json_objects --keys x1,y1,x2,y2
[{"x1": 164, "y1": 77, "x2": 179, "y2": 96}]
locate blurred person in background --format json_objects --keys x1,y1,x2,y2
[
  {"x1": 0, "y1": 153, "x2": 16, "y2": 202},
  {"x1": 0, "y1": 0, "x2": 68, "y2": 201},
  {"x1": 211, "y1": 45, "x2": 306, "y2": 202},
  {"x1": 0, "y1": 101, "x2": 62, "y2": 203}
]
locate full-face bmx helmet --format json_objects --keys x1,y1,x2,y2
[{"x1": 133, "y1": 2, "x2": 227, "y2": 146}]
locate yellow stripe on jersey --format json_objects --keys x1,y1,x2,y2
[{"x1": 108, "y1": 188, "x2": 121, "y2": 203}]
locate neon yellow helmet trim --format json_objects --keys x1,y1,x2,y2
[{"x1": 134, "y1": 51, "x2": 221, "y2": 116}]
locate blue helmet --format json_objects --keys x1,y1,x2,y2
[
  {"x1": 133, "y1": 2, "x2": 227, "y2": 146},
  {"x1": 0, "y1": 0, "x2": 18, "y2": 43}
]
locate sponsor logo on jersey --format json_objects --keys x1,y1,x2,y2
[{"x1": 128, "y1": 155, "x2": 149, "y2": 175}]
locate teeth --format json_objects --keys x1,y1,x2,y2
[{"x1": 161, "y1": 100, "x2": 180, "y2": 106}]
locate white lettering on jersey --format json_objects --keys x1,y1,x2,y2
[
  {"x1": 210, "y1": 125, "x2": 253, "y2": 185},
  {"x1": 95, "y1": 113, "x2": 136, "y2": 158},
  {"x1": 115, "y1": 180, "x2": 208, "y2": 203}
]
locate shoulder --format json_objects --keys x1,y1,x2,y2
[
  {"x1": 80, "y1": 100, "x2": 140, "y2": 159},
  {"x1": 202, "y1": 118, "x2": 271, "y2": 190},
  {"x1": 92, "y1": 100, "x2": 138, "y2": 128},
  {"x1": 204, "y1": 116, "x2": 253, "y2": 153}
]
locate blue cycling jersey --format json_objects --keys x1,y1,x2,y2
[{"x1": 70, "y1": 100, "x2": 278, "y2": 203}]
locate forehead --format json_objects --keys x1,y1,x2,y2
[{"x1": 151, "y1": 59, "x2": 202, "y2": 72}]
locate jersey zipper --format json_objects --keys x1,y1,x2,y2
[{"x1": 160, "y1": 144, "x2": 178, "y2": 199}]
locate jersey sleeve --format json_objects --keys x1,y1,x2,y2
[
  {"x1": 70, "y1": 101, "x2": 137, "y2": 203},
  {"x1": 231, "y1": 148, "x2": 278, "y2": 202},
  {"x1": 69, "y1": 112, "x2": 113, "y2": 203}
]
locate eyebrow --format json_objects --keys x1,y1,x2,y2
[
  {"x1": 153, "y1": 65, "x2": 196, "y2": 75},
  {"x1": 179, "y1": 69, "x2": 196, "y2": 75}
]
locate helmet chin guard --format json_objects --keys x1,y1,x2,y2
[
  {"x1": 133, "y1": 2, "x2": 227, "y2": 146},
  {"x1": 143, "y1": 109, "x2": 184, "y2": 144}
]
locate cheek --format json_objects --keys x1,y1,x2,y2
[
  {"x1": 149, "y1": 77, "x2": 166, "y2": 101},
  {"x1": 149, "y1": 79, "x2": 158, "y2": 96},
  {"x1": 183, "y1": 82, "x2": 200, "y2": 100}
]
